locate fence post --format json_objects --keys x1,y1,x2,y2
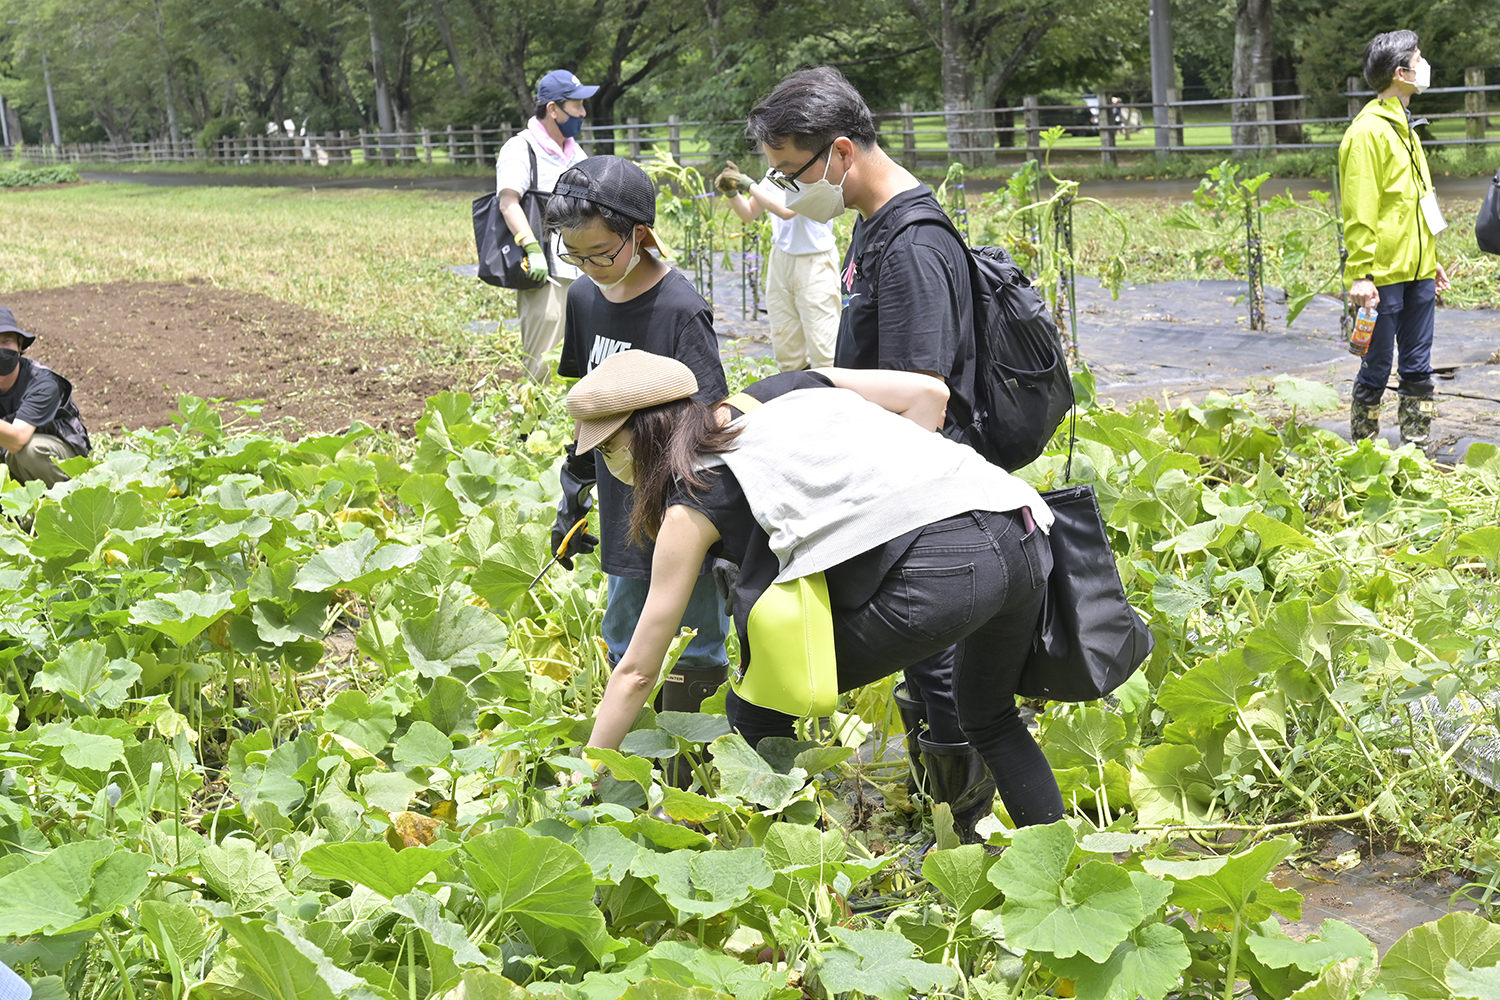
[
  {"x1": 668, "y1": 114, "x2": 681, "y2": 162},
  {"x1": 1347, "y1": 77, "x2": 1363, "y2": 120},
  {"x1": 1099, "y1": 95, "x2": 1117, "y2": 168},
  {"x1": 1166, "y1": 88, "x2": 1184, "y2": 147},
  {"x1": 1253, "y1": 81, "x2": 1274, "y2": 149},
  {"x1": 1023, "y1": 96, "x2": 1041, "y2": 159},
  {"x1": 900, "y1": 102, "x2": 917, "y2": 170},
  {"x1": 422, "y1": 127, "x2": 432, "y2": 164},
  {"x1": 626, "y1": 117, "x2": 641, "y2": 159},
  {"x1": 472, "y1": 125, "x2": 484, "y2": 166},
  {"x1": 446, "y1": 124, "x2": 457, "y2": 164},
  {"x1": 1466, "y1": 67, "x2": 1487, "y2": 146}
]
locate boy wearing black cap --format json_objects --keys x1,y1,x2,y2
[
  {"x1": 545, "y1": 156, "x2": 733, "y2": 717},
  {"x1": 496, "y1": 69, "x2": 599, "y2": 380},
  {"x1": 0, "y1": 306, "x2": 91, "y2": 486}
]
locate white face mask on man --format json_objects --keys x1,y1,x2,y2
[
  {"x1": 783, "y1": 145, "x2": 849, "y2": 224},
  {"x1": 588, "y1": 232, "x2": 641, "y2": 292},
  {"x1": 1403, "y1": 58, "x2": 1432, "y2": 94}
]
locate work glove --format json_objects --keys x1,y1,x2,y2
[
  {"x1": 522, "y1": 239, "x2": 549, "y2": 281},
  {"x1": 715, "y1": 160, "x2": 752, "y2": 195},
  {"x1": 551, "y1": 444, "x2": 599, "y2": 570}
]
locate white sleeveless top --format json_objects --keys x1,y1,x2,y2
[{"x1": 706, "y1": 388, "x2": 1051, "y2": 583}]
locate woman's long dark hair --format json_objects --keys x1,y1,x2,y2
[{"x1": 627, "y1": 397, "x2": 741, "y2": 546}]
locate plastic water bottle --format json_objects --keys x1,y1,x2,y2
[{"x1": 1348, "y1": 306, "x2": 1377, "y2": 356}]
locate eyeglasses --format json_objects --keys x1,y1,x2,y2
[
  {"x1": 558, "y1": 232, "x2": 633, "y2": 267},
  {"x1": 767, "y1": 140, "x2": 834, "y2": 191}
]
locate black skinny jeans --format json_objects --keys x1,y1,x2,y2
[{"x1": 726, "y1": 509, "x2": 1066, "y2": 827}]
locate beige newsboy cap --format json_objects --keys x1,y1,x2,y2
[{"x1": 566, "y1": 350, "x2": 699, "y2": 452}]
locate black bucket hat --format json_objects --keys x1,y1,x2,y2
[{"x1": 0, "y1": 307, "x2": 34, "y2": 351}]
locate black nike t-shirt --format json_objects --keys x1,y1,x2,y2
[
  {"x1": 557, "y1": 267, "x2": 728, "y2": 578},
  {"x1": 836, "y1": 186, "x2": 977, "y2": 447}
]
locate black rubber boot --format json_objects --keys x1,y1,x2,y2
[
  {"x1": 892, "y1": 681, "x2": 927, "y2": 792},
  {"x1": 1397, "y1": 380, "x2": 1436, "y2": 446},
  {"x1": 659, "y1": 664, "x2": 728, "y2": 789},
  {"x1": 917, "y1": 735, "x2": 997, "y2": 845},
  {"x1": 1350, "y1": 384, "x2": 1383, "y2": 441}
]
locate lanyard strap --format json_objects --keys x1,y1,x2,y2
[{"x1": 1378, "y1": 112, "x2": 1431, "y2": 195}]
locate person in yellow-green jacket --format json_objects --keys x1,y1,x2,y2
[{"x1": 1340, "y1": 30, "x2": 1451, "y2": 446}]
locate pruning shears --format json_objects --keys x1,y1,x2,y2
[{"x1": 527, "y1": 515, "x2": 590, "y2": 591}]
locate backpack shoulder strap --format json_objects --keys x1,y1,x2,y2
[
  {"x1": 724, "y1": 391, "x2": 762, "y2": 414},
  {"x1": 862, "y1": 197, "x2": 972, "y2": 300}
]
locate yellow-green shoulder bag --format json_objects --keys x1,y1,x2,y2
[{"x1": 721, "y1": 391, "x2": 839, "y2": 717}]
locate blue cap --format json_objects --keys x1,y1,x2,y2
[{"x1": 537, "y1": 70, "x2": 599, "y2": 105}]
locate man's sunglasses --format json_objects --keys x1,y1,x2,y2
[{"x1": 767, "y1": 140, "x2": 834, "y2": 192}]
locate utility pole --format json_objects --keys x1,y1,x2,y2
[
  {"x1": 42, "y1": 50, "x2": 62, "y2": 149},
  {"x1": 1149, "y1": 0, "x2": 1175, "y2": 160}
]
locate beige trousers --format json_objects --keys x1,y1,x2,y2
[
  {"x1": 765, "y1": 246, "x2": 842, "y2": 371},
  {"x1": 517, "y1": 276, "x2": 575, "y2": 381},
  {"x1": 5, "y1": 434, "x2": 78, "y2": 486}
]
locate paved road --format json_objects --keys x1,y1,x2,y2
[{"x1": 77, "y1": 169, "x2": 1497, "y2": 202}]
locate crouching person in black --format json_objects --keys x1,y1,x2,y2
[{"x1": 0, "y1": 306, "x2": 91, "y2": 486}]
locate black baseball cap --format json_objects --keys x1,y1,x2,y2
[
  {"x1": 537, "y1": 70, "x2": 599, "y2": 106},
  {"x1": 0, "y1": 306, "x2": 34, "y2": 351},
  {"x1": 554, "y1": 156, "x2": 657, "y2": 226}
]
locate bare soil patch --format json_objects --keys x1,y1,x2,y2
[{"x1": 3, "y1": 280, "x2": 452, "y2": 437}]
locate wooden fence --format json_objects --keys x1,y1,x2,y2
[{"x1": 2, "y1": 70, "x2": 1496, "y2": 171}]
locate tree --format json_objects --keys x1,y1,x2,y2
[{"x1": 1231, "y1": 0, "x2": 1272, "y2": 152}]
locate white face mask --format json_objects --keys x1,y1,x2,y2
[
  {"x1": 588, "y1": 232, "x2": 640, "y2": 292},
  {"x1": 1409, "y1": 59, "x2": 1432, "y2": 93},
  {"x1": 601, "y1": 443, "x2": 634, "y2": 485},
  {"x1": 783, "y1": 145, "x2": 848, "y2": 224}
]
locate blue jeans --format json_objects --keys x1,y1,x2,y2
[
  {"x1": 1353, "y1": 278, "x2": 1436, "y2": 402},
  {"x1": 726, "y1": 509, "x2": 1064, "y2": 827},
  {"x1": 601, "y1": 572, "x2": 732, "y2": 668}
]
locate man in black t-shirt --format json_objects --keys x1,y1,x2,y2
[
  {"x1": 746, "y1": 67, "x2": 983, "y2": 818},
  {"x1": 544, "y1": 157, "x2": 732, "y2": 714},
  {"x1": 745, "y1": 67, "x2": 977, "y2": 449},
  {"x1": 0, "y1": 306, "x2": 91, "y2": 487}
]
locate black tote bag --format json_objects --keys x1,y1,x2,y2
[
  {"x1": 472, "y1": 142, "x2": 547, "y2": 289},
  {"x1": 1017, "y1": 483, "x2": 1154, "y2": 702},
  {"x1": 1477, "y1": 167, "x2": 1500, "y2": 256}
]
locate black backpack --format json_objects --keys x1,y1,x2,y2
[
  {"x1": 866, "y1": 200, "x2": 1074, "y2": 472},
  {"x1": 1478, "y1": 168, "x2": 1500, "y2": 256}
]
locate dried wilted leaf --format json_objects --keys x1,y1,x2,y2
[{"x1": 386, "y1": 810, "x2": 442, "y2": 849}]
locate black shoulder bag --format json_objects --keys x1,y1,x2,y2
[
  {"x1": 472, "y1": 141, "x2": 547, "y2": 289},
  {"x1": 1477, "y1": 167, "x2": 1500, "y2": 256},
  {"x1": 1017, "y1": 413, "x2": 1155, "y2": 702}
]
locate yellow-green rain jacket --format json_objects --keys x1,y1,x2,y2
[{"x1": 1338, "y1": 96, "x2": 1440, "y2": 288}]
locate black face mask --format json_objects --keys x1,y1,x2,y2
[{"x1": 0, "y1": 349, "x2": 18, "y2": 377}]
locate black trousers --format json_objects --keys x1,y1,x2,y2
[{"x1": 726, "y1": 509, "x2": 1066, "y2": 827}]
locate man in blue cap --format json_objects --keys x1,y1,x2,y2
[
  {"x1": 0, "y1": 305, "x2": 90, "y2": 486},
  {"x1": 496, "y1": 69, "x2": 599, "y2": 380}
]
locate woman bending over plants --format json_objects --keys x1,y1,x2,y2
[{"x1": 571, "y1": 350, "x2": 1064, "y2": 837}]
